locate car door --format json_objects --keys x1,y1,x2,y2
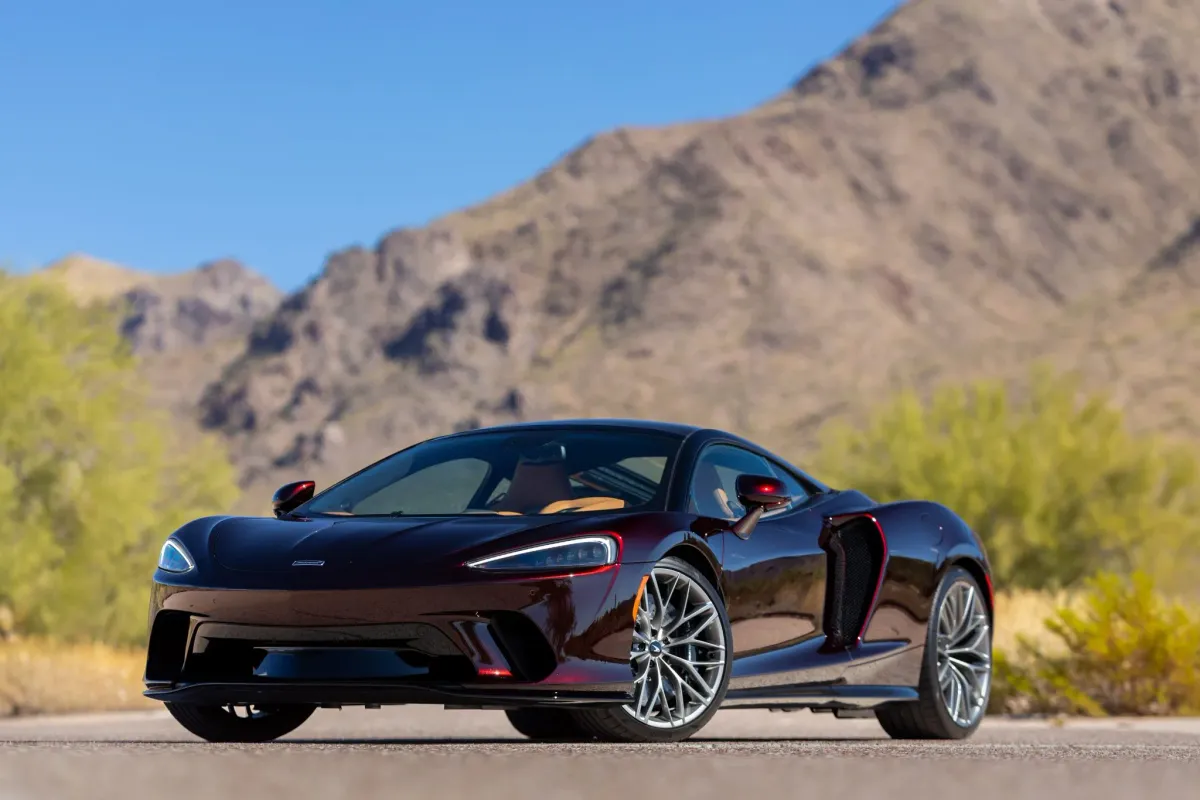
[{"x1": 688, "y1": 443, "x2": 849, "y2": 687}]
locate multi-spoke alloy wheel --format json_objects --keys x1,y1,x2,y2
[
  {"x1": 876, "y1": 565, "x2": 992, "y2": 740},
  {"x1": 572, "y1": 556, "x2": 732, "y2": 743},
  {"x1": 624, "y1": 565, "x2": 727, "y2": 728},
  {"x1": 936, "y1": 580, "x2": 991, "y2": 727}
]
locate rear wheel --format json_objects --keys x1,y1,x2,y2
[
  {"x1": 876, "y1": 566, "x2": 992, "y2": 739},
  {"x1": 165, "y1": 702, "x2": 316, "y2": 743},
  {"x1": 573, "y1": 556, "x2": 732, "y2": 743},
  {"x1": 504, "y1": 708, "x2": 591, "y2": 741}
]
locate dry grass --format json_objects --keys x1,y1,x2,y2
[
  {"x1": 993, "y1": 589, "x2": 1080, "y2": 657},
  {"x1": 0, "y1": 637, "x2": 153, "y2": 717}
]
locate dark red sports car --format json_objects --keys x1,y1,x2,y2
[{"x1": 144, "y1": 419, "x2": 993, "y2": 743}]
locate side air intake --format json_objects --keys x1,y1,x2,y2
[{"x1": 820, "y1": 515, "x2": 887, "y2": 650}]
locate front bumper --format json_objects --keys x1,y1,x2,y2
[{"x1": 144, "y1": 564, "x2": 645, "y2": 706}]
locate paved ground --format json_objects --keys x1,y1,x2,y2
[{"x1": 2, "y1": 707, "x2": 1198, "y2": 799}]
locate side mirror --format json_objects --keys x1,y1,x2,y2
[
  {"x1": 273, "y1": 480, "x2": 315, "y2": 518},
  {"x1": 731, "y1": 474, "x2": 790, "y2": 538}
]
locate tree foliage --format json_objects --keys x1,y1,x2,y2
[
  {"x1": 0, "y1": 271, "x2": 239, "y2": 644},
  {"x1": 815, "y1": 365, "x2": 1200, "y2": 591}
]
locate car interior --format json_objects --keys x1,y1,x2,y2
[
  {"x1": 485, "y1": 444, "x2": 636, "y2": 515},
  {"x1": 688, "y1": 461, "x2": 740, "y2": 520}
]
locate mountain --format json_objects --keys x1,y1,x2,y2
[
  {"x1": 117, "y1": 258, "x2": 281, "y2": 356},
  {"x1": 120, "y1": 259, "x2": 283, "y2": 420},
  {"x1": 40, "y1": 254, "x2": 280, "y2": 353},
  {"x1": 37, "y1": 255, "x2": 282, "y2": 421},
  {"x1": 49, "y1": 0, "x2": 1200, "y2": 508}
]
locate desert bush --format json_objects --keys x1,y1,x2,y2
[
  {"x1": 815, "y1": 365, "x2": 1200, "y2": 591},
  {"x1": 989, "y1": 571, "x2": 1200, "y2": 716},
  {"x1": 0, "y1": 271, "x2": 238, "y2": 645}
]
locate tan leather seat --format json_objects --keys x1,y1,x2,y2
[
  {"x1": 493, "y1": 460, "x2": 574, "y2": 514},
  {"x1": 540, "y1": 496, "x2": 626, "y2": 514}
]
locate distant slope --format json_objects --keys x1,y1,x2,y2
[
  {"x1": 35, "y1": 254, "x2": 281, "y2": 355},
  {"x1": 928, "y1": 217, "x2": 1200, "y2": 442},
  {"x1": 32, "y1": 255, "x2": 283, "y2": 431},
  {"x1": 41, "y1": 254, "x2": 151, "y2": 304},
  {"x1": 116, "y1": 258, "x2": 281, "y2": 355},
  {"x1": 118, "y1": 259, "x2": 283, "y2": 422}
]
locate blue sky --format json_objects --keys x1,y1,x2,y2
[{"x1": 1, "y1": 1, "x2": 902, "y2": 291}]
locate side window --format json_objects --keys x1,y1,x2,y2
[
  {"x1": 765, "y1": 460, "x2": 811, "y2": 515},
  {"x1": 688, "y1": 444, "x2": 773, "y2": 521}
]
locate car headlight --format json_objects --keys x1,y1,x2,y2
[
  {"x1": 158, "y1": 539, "x2": 195, "y2": 573},
  {"x1": 465, "y1": 535, "x2": 619, "y2": 572}
]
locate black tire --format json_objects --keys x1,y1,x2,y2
[
  {"x1": 875, "y1": 566, "x2": 991, "y2": 740},
  {"x1": 504, "y1": 708, "x2": 592, "y2": 742},
  {"x1": 165, "y1": 702, "x2": 316, "y2": 743},
  {"x1": 572, "y1": 556, "x2": 733, "y2": 743}
]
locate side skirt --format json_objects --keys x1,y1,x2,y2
[{"x1": 720, "y1": 684, "x2": 918, "y2": 712}]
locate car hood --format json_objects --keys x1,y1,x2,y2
[{"x1": 208, "y1": 513, "x2": 606, "y2": 575}]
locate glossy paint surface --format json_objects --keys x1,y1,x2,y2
[{"x1": 143, "y1": 419, "x2": 992, "y2": 710}]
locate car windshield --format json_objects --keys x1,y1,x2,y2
[{"x1": 296, "y1": 428, "x2": 683, "y2": 517}]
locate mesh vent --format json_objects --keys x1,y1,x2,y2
[{"x1": 822, "y1": 517, "x2": 885, "y2": 649}]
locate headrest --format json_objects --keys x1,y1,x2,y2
[{"x1": 518, "y1": 442, "x2": 567, "y2": 465}]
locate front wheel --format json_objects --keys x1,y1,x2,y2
[
  {"x1": 572, "y1": 556, "x2": 732, "y2": 743},
  {"x1": 165, "y1": 702, "x2": 316, "y2": 743},
  {"x1": 876, "y1": 566, "x2": 992, "y2": 739}
]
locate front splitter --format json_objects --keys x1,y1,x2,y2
[{"x1": 144, "y1": 680, "x2": 632, "y2": 710}]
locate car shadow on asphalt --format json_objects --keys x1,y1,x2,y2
[
  {"x1": 274, "y1": 736, "x2": 887, "y2": 745},
  {"x1": 1, "y1": 736, "x2": 887, "y2": 746}
]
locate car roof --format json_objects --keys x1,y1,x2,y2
[{"x1": 441, "y1": 418, "x2": 705, "y2": 439}]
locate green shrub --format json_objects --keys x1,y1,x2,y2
[
  {"x1": 990, "y1": 571, "x2": 1200, "y2": 716},
  {"x1": 815, "y1": 365, "x2": 1200, "y2": 591},
  {"x1": 0, "y1": 271, "x2": 239, "y2": 645}
]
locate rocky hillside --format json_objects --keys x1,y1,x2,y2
[
  {"x1": 126, "y1": 259, "x2": 282, "y2": 420},
  {"x1": 116, "y1": 258, "x2": 280, "y2": 356},
  {"x1": 40, "y1": 254, "x2": 282, "y2": 420}
]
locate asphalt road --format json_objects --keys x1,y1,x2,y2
[{"x1": 2, "y1": 707, "x2": 1198, "y2": 800}]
